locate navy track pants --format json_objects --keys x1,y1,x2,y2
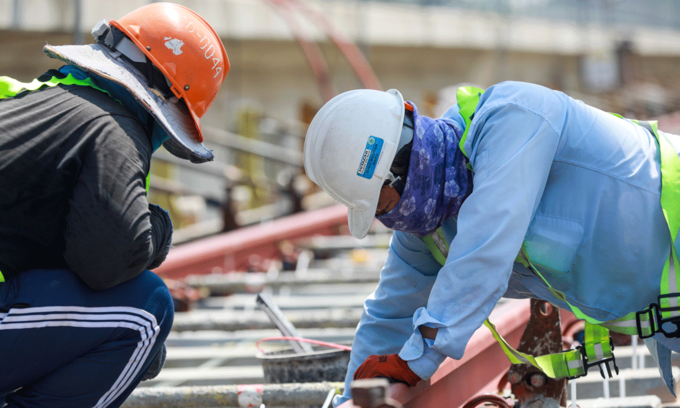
[{"x1": 0, "y1": 268, "x2": 174, "y2": 408}]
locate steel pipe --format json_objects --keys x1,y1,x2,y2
[
  {"x1": 122, "y1": 382, "x2": 343, "y2": 408},
  {"x1": 172, "y1": 307, "x2": 363, "y2": 332},
  {"x1": 185, "y1": 270, "x2": 379, "y2": 295}
]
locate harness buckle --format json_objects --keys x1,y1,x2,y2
[
  {"x1": 568, "y1": 339, "x2": 619, "y2": 380},
  {"x1": 636, "y1": 304, "x2": 658, "y2": 339},
  {"x1": 587, "y1": 338, "x2": 619, "y2": 379},
  {"x1": 655, "y1": 294, "x2": 680, "y2": 338}
]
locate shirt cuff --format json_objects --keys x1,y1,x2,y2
[
  {"x1": 399, "y1": 332, "x2": 447, "y2": 380},
  {"x1": 398, "y1": 307, "x2": 448, "y2": 380}
]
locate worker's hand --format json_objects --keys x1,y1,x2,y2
[
  {"x1": 353, "y1": 354, "x2": 421, "y2": 387},
  {"x1": 147, "y1": 204, "x2": 173, "y2": 270}
]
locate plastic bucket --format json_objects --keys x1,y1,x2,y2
[{"x1": 257, "y1": 345, "x2": 351, "y2": 384}]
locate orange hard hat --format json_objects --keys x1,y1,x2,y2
[{"x1": 110, "y1": 2, "x2": 230, "y2": 143}]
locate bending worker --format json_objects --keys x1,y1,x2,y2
[
  {"x1": 304, "y1": 81, "x2": 680, "y2": 406},
  {"x1": 0, "y1": 4, "x2": 228, "y2": 407}
]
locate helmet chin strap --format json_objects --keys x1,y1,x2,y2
[
  {"x1": 385, "y1": 172, "x2": 402, "y2": 188},
  {"x1": 383, "y1": 106, "x2": 415, "y2": 197}
]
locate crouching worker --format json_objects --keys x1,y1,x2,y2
[
  {"x1": 304, "y1": 82, "x2": 680, "y2": 406},
  {"x1": 0, "y1": 3, "x2": 228, "y2": 407}
]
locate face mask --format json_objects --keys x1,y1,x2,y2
[{"x1": 376, "y1": 102, "x2": 472, "y2": 237}]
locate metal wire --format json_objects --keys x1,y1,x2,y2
[{"x1": 256, "y1": 336, "x2": 352, "y2": 354}]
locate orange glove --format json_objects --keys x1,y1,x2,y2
[{"x1": 353, "y1": 354, "x2": 421, "y2": 387}]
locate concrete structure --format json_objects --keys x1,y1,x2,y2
[{"x1": 4, "y1": 0, "x2": 680, "y2": 127}]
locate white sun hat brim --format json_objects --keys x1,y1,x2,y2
[{"x1": 44, "y1": 43, "x2": 213, "y2": 163}]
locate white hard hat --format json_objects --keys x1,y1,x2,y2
[{"x1": 304, "y1": 89, "x2": 405, "y2": 239}]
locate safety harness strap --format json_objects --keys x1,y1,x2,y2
[
  {"x1": 429, "y1": 229, "x2": 622, "y2": 379},
  {"x1": 456, "y1": 86, "x2": 484, "y2": 170},
  {"x1": 633, "y1": 119, "x2": 680, "y2": 337},
  {"x1": 425, "y1": 228, "x2": 615, "y2": 379},
  {"x1": 423, "y1": 229, "x2": 448, "y2": 265},
  {"x1": 484, "y1": 318, "x2": 586, "y2": 379}
]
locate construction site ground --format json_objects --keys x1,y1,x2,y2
[{"x1": 114, "y1": 216, "x2": 680, "y2": 408}]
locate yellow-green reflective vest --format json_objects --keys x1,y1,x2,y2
[{"x1": 421, "y1": 86, "x2": 680, "y2": 379}]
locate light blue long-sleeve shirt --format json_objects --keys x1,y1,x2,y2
[{"x1": 334, "y1": 81, "x2": 680, "y2": 406}]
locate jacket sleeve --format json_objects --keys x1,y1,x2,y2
[
  {"x1": 62, "y1": 114, "x2": 169, "y2": 290},
  {"x1": 334, "y1": 231, "x2": 444, "y2": 407},
  {"x1": 399, "y1": 95, "x2": 562, "y2": 367}
]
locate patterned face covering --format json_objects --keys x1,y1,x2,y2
[{"x1": 376, "y1": 102, "x2": 472, "y2": 237}]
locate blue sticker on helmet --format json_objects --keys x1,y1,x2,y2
[{"x1": 357, "y1": 136, "x2": 384, "y2": 179}]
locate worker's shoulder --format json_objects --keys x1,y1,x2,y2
[
  {"x1": 476, "y1": 81, "x2": 569, "y2": 130},
  {"x1": 58, "y1": 84, "x2": 140, "y2": 120},
  {"x1": 41, "y1": 85, "x2": 152, "y2": 158},
  {"x1": 481, "y1": 81, "x2": 567, "y2": 110},
  {"x1": 59, "y1": 85, "x2": 149, "y2": 141}
]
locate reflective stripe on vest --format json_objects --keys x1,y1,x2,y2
[
  {"x1": 0, "y1": 74, "x2": 109, "y2": 100},
  {"x1": 0, "y1": 74, "x2": 152, "y2": 283},
  {"x1": 456, "y1": 86, "x2": 484, "y2": 170}
]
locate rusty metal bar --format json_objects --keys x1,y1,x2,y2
[
  {"x1": 155, "y1": 204, "x2": 347, "y2": 279},
  {"x1": 506, "y1": 299, "x2": 566, "y2": 407}
]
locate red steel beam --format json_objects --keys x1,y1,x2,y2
[
  {"x1": 156, "y1": 204, "x2": 348, "y2": 279},
  {"x1": 340, "y1": 300, "x2": 578, "y2": 408}
]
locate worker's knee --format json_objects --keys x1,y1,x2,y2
[{"x1": 122, "y1": 270, "x2": 175, "y2": 336}]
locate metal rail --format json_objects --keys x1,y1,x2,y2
[
  {"x1": 154, "y1": 204, "x2": 347, "y2": 278},
  {"x1": 122, "y1": 382, "x2": 343, "y2": 408}
]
